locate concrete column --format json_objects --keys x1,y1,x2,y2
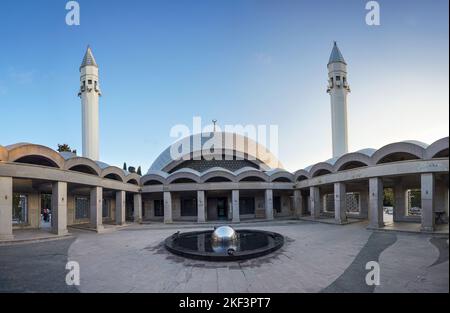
[
  {"x1": 51, "y1": 182, "x2": 68, "y2": 236},
  {"x1": 265, "y1": 189, "x2": 274, "y2": 220},
  {"x1": 421, "y1": 173, "x2": 435, "y2": 232},
  {"x1": 232, "y1": 190, "x2": 240, "y2": 222},
  {"x1": 293, "y1": 189, "x2": 304, "y2": 218},
  {"x1": 115, "y1": 190, "x2": 126, "y2": 225},
  {"x1": 369, "y1": 177, "x2": 384, "y2": 228},
  {"x1": 197, "y1": 190, "x2": 206, "y2": 223},
  {"x1": 310, "y1": 186, "x2": 321, "y2": 219},
  {"x1": 163, "y1": 191, "x2": 172, "y2": 223},
  {"x1": 133, "y1": 193, "x2": 142, "y2": 223},
  {"x1": 394, "y1": 182, "x2": 406, "y2": 222},
  {"x1": 0, "y1": 177, "x2": 13, "y2": 241},
  {"x1": 90, "y1": 186, "x2": 104, "y2": 231},
  {"x1": 334, "y1": 182, "x2": 347, "y2": 224}
]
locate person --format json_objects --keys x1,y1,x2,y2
[{"x1": 43, "y1": 207, "x2": 49, "y2": 222}]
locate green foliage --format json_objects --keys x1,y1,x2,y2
[
  {"x1": 383, "y1": 188, "x2": 394, "y2": 206},
  {"x1": 57, "y1": 143, "x2": 73, "y2": 152}
]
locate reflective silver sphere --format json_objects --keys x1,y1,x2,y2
[
  {"x1": 211, "y1": 241, "x2": 238, "y2": 254},
  {"x1": 211, "y1": 226, "x2": 238, "y2": 243}
]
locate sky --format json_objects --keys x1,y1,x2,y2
[{"x1": 0, "y1": 0, "x2": 448, "y2": 172}]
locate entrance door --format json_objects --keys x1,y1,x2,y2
[
  {"x1": 40, "y1": 194, "x2": 52, "y2": 229},
  {"x1": 217, "y1": 198, "x2": 228, "y2": 220}
]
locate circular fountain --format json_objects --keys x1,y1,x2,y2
[{"x1": 164, "y1": 226, "x2": 284, "y2": 261}]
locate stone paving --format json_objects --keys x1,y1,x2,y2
[{"x1": 0, "y1": 220, "x2": 448, "y2": 293}]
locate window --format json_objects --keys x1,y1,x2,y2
[
  {"x1": 274, "y1": 196, "x2": 281, "y2": 213},
  {"x1": 12, "y1": 194, "x2": 28, "y2": 224},
  {"x1": 75, "y1": 197, "x2": 89, "y2": 219},
  {"x1": 88, "y1": 79, "x2": 92, "y2": 84},
  {"x1": 102, "y1": 199, "x2": 110, "y2": 218},
  {"x1": 239, "y1": 197, "x2": 255, "y2": 215},
  {"x1": 181, "y1": 197, "x2": 197, "y2": 216},
  {"x1": 346, "y1": 192, "x2": 360, "y2": 213},
  {"x1": 154, "y1": 199, "x2": 164, "y2": 217},
  {"x1": 336, "y1": 76, "x2": 341, "y2": 81}
]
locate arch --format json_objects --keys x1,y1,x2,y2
[
  {"x1": 101, "y1": 167, "x2": 125, "y2": 182},
  {"x1": 170, "y1": 177, "x2": 199, "y2": 184},
  {"x1": 126, "y1": 178, "x2": 139, "y2": 185},
  {"x1": 200, "y1": 167, "x2": 236, "y2": 183},
  {"x1": 14, "y1": 155, "x2": 60, "y2": 168},
  {"x1": 334, "y1": 152, "x2": 371, "y2": 171},
  {"x1": 309, "y1": 162, "x2": 334, "y2": 178},
  {"x1": 267, "y1": 169, "x2": 294, "y2": 183},
  {"x1": 294, "y1": 169, "x2": 310, "y2": 182},
  {"x1": 272, "y1": 177, "x2": 292, "y2": 183},
  {"x1": 6, "y1": 143, "x2": 65, "y2": 168},
  {"x1": 143, "y1": 180, "x2": 164, "y2": 186},
  {"x1": 235, "y1": 168, "x2": 269, "y2": 182},
  {"x1": 372, "y1": 142, "x2": 425, "y2": 164},
  {"x1": 64, "y1": 157, "x2": 101, "y2": 176},
  {"x1": 125, "y1": 173, "x2": 141, "y2": 185},
  {"x1": 141, "y1": 172, "x2": 167, "y2": 186},
  {"x1": 166, "y1": 169, "x2": 201, "y2": 184},
  {"x1": 425, "y1": 137, "x2": 449, "y2": 159}
]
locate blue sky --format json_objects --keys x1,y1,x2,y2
[{"x1": 0, "y1": 0, "x2": 448, "y2": 172}]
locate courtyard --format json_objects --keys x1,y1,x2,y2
[{"x1": 0, "y1": 220, "x2": 448, "y2": 293}]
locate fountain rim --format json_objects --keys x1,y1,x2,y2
[{"x1": 164, "y1": 229, "x2": 284, "y2": 262}]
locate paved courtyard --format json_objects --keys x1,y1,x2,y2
[{"x1": 0, "y1": 221, "x2": 448, "y2": 293}]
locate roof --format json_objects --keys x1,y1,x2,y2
[
  {"x1": 80, "y1": 46, "x2": 98, "y2": 69},
  {"x1": 148, "y1": 131, "x2": 283, "y2": 173},
  {"x1": 328, "y1": 41, "x2": 346, "y2": 65}
]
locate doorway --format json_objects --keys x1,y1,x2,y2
[
  {"x1": 217, "y1": 197, "x2": 228, "y2": 220},
  {"x1": 40, "y1": 194, "x2": 52, "y2": 229}
]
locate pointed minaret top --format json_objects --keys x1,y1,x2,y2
[
  {"x1": 328, "y1": 41, "x2": 346, "y2": 65},
  {"x1": 80, "y1": 46, "x2": 98, "y2": 70}
]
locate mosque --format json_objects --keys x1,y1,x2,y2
[{"x1": 0, "y1": 43, "x2": 448, "y2": 240}]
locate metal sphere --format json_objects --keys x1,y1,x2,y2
[{"x1": 211, "y1": 226, "x2": 237, "y2": 243}]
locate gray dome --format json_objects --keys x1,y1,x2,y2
[{"x1": 149, "y1": 131, "x2": 282, "y2": 173}]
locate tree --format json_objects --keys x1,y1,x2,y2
[
  {"x1": 383, "y1": 188, "x2": 394, "y2": 206},
  {"x1": 137, "y1": 166, "x2": 142, "y2": 175},
  {"x1": 123, "y1": 162, "x2": 127, "y2": 171},
  {"x1": 57, "y1": 144, "x2": 72, "y2": 152}
]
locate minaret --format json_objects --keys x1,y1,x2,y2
[
  {"x1": 78, "y1": 46, "x2": 101, "y2": 160},
  {"x1": 327, "y1": 42, "x2": 350, "y2": 158}
]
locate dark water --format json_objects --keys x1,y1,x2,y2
[{"x1": 173, "y1": 230, "x2": 273, "y2": 254}]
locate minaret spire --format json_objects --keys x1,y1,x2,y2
[
  {"x1": 327, "y1": 41, "x2": 350, "y2": 158},
  {"x1": 79, "y1": 46, "x2": 101, "y2": 160}
]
